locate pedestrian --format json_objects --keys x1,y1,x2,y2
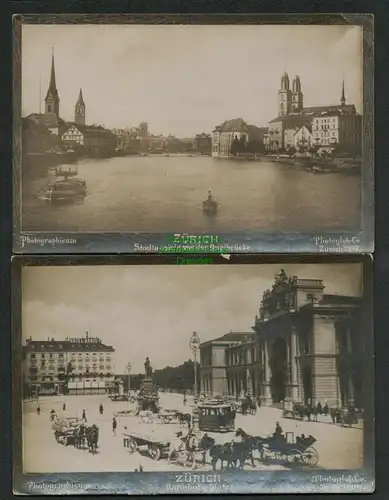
[
  {"x1": 183, "y1": 392, "x2": 187, "y2": 406},
  {"x1": 112, "y1": 417, "x2": 117, "y2": 436},
  {"x1": 99, "y1": 403, "x2": 104, "y2": 415},
  {"x1": 323, "y1": 402, "x2": 329, "y2": 416},
  {"x1": 63, "y1": 403, "x2": 66, "y2": 411},
  {"x1": 36, "y1": 404, "x2": 41, "y2": 416},
  {"x1": 123, "y1": 426, "x2": 129, "y2": 448},
  {"x1": 317, "y1": 401, "x2": 322, "y2": 415},
  {"x1": 82, "y1": 409, "x2": 87, "y2": 422}
]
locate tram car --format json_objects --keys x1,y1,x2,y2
[{"x1": 198, "y1": 401, "x2": 236, "y2": 433}]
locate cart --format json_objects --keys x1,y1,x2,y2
[
  {"x1": 154, "y1": 410, "x2": 179, "y2": 424},
  {"x1": 123, "y1": 430, "x2": 171, "y2": 461},
  {"x1": 52, "y1": 416, "x2": 80, "y2": 446},
  {"x1": 198, "y1": 402, "x2": 235, "y2": 432},
  {"x1": 260, "y1": 431, "x2": 319, "y2": 467}
]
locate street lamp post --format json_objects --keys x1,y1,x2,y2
[
  {"x1": 126, "y1": 362, "x2": 131, "y2": 395},
  {"x1": 189, "y1": 332, "x2": 201, "y2": 433}
]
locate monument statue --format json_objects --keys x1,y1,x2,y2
[{"x1": 144, "y1": 357, "x2": 153, "y2": 378}]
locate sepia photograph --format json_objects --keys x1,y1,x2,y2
[
  {"x1": 15, "y1": 259, "x2": 374, "y2": 493},
  {"x1": 13, "y1": 17, "x2": 373, "y2": 252}
]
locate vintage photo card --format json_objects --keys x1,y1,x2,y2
[
  {"x1": 13, "y1": 14, "x2": 374, "y2": 254},
  {"x1": 12, "y1": 255, "x2": 374, "y2": 494}
]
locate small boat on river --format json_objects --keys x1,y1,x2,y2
[
  {"x1": 201, "y1": 190, "x2": 223, "y2": 216},
  {"x1": 202, "y1": 198, "x2": 218, "y2": 215},
  {"x1": 40, "y1": 178, "x2": 87, "y2": 204}
]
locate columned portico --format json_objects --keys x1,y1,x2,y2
[
  {"x1": 200, "y1": 271, "x2": 363, "y2": 411},
  {"x1": 262, "y1": 339, "x2": 272, "y2": 404},
  {"x1": 290, "y1": 327, "x2": 299, "y2": 400}
]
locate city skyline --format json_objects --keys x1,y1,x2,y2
[
  {"x1": 22, "y1": 263, "x2": 363, "y2": 373},
  {"x1": 21, "y1": 24, "x2": 363, "y2": 136}
]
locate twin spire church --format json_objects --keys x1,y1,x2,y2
[
  {"x1": 278, "y1": 72, "x2": 304, "y2": 116},
  {"x1": 24, "y1": 51, "x2": 117, "y2": 156},
  {"x1": 43, "y1": 51, "x2": 86, "y2": 133},
  {"x1": 266, "y1": 71, "x2": 361, "y2": 152}
]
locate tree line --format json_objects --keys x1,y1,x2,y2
[{"x1": 120, "y1": 359, "x2": 201, "y2": 393}]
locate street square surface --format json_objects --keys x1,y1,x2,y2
[{"x1": 23, "y1": 394, "x2": 363, "y2": 473}]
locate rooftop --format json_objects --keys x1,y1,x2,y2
[
  {"x1": 200, "y1": 332, "x2": 254, "y2": 347},
  {"x1": 220, "y1": 118, "x2": 248, "y2": 133},
  {"x1": 269, "y1": 104, "x2": 357, "y2": 124},
  {"x1": 24, "y1": 335, "x2": 114, "y2": 352}
]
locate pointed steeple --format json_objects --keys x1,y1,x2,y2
[
  {"x1": 341, "y1": 78, "x2": 346, "y2": 106},
  {"x1": 76, "y1": 88, "x2": 85, "y2": 107},
  {"x1": 45, "y1": 48, "x2": 59, "y2": 101}
]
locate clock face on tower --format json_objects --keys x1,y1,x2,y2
[{"x1": 76, "y1": 107, "x2": 84, "y2": 115}]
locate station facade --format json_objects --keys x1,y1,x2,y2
[{"x1": 199, "y1": 271, "x2": 363, "y2": 408}]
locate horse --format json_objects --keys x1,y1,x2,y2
[
  {"x1": 73, "y1": 424, "x2": 86, "y2": 449},
  {"x1": 209, "y1": 442, "x2": 237, "y2": 471},
  {"x1": 241, "y1": 398, "x2": 256, "y2": 416},
  {"x1": 175, "y1": 412, "x2": 192, "y2": 428},
  {"x1": 234, "y1": 428, "x2": 258, "y2": 468},
  {"x1": 293, "y1": 403, "x2": 312, "y2": 421},
  {"x1": 248, "y1": 401, "x2": 257, "y2": 415},
  {"x1": 86, "y1": 424, "x2": 99, "y2": 454},
  {"x1": 137, "y1": 410, "x2": 154, "y2": 424},
  {"x1": 197, "y1": 434, "x2": 216, "y2": 465},
  {"x1": 168, "y1": 434, "x2": 188, "y2": 466}
]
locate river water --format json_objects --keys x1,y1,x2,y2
[{"x1": 21, "y1": 155, "x2": 361, "y2": 233}]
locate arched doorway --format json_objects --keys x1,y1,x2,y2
[{"x1": 270, "y1": 338, "x2": 287, "y2": 403}]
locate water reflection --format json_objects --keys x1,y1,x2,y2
[{"x1": 21, "y1": 156, "x2": 361, "y2": 233}]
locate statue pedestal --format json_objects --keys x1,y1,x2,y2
[
  {"x1": 141, "y1": 378, "x2": 154, "y2": 391},
  {"x1": 137, "y1": 377, "x2": 159, "y2": 411}
]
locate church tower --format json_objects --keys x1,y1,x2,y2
[
  {"x1": 340, "y1": 78, "x2": 346, "y2": 106},
  {"x1": 75, "y1": 88, "x2": 86, "y2": 126},
  {"x1": 278, "y1": 72, "x2": 292, "y2": 116},
  {"x1": 292, "y1": 75, "x2": 304, "y2": 111},
  {"x1": 44, "y1": 49, "x2": 60, "y2": 128}
]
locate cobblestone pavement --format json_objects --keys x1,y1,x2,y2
[{"x1": 23, "y1": 394, "x2": 363, "y2": 473}]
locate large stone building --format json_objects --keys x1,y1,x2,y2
[
  {"x1": 268, "y1": 73, "x2": 361, "y2": 153},
  {"x1": 200, "y1": 271, "x2": 363, "y2": 408},
  {"x1": 23, "y1": 332, "x2": 115, "y2": 396},
  {"x1": 200, "y1": 332, "x2": 254, "y2": 395},
  {"x1": 211, "y1": 119, "x2": 266, "y2": 157}
]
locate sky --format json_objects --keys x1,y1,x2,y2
[
  {"x1": 21, "y1": 24, "x2": 363, "y2": 136},
  {"x1": 22, "y1": 263, "x2": 362, "y2": 373}
]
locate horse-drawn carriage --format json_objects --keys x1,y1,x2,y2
[
  {"x1": 230, "y1": 397, "x2": 257, "y2": 415},
  {"x1": 260, "y1": 431, "x2": 319, "y2": 467},
  {"x1": 198, "y1": 402, "x2": 235, "y2": 432},
  {"x1": 282, "y1": 400, "x2": 312, "y2": 420},
  {"x1": 153, "y1": 409, "x2": 180, "y2": 424},
  {"x1": 52, "y1": 416, "x2": 80, "y2": 446}
]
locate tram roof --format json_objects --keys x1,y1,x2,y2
[{"x1": 198, "y1": 402, "x2": 232, "y2": 408}]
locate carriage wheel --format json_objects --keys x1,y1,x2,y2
[
  {"x1": 128, "y1": 438, "x2": 138, "y2": 454},
  {"x1": 149, "y1": 444, "x2": 161, "y2": 460},
  {"x1": 64, "y1": 436, "x2": 69, "y2": 446},
  {"x1": 285, "y1": 449, "x2": 303, "y2": 465},
  {"x1": 302, "y1": 447, "x2": 319, "y2": 467}
]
